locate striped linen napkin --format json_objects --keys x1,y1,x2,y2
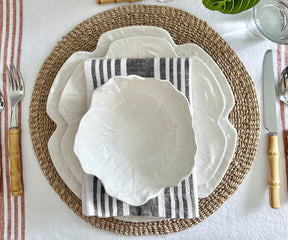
[{"x1": 82, "y1": 58, "x2": 199, "y2": 218}]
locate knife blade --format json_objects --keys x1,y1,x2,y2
[{"x1": 263, "y1": 49, "x2": 280, "y2": 209}]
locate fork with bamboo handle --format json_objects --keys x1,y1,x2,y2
[{"x1": 6, "y1": 65, "x2": 24, "y2": 197}]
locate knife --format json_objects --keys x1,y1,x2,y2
[{"x1": 263, "y1": 49, "x2": 280, "y2": 209}]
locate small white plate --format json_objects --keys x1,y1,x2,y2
[{"x1": 74, "y1": 75, "x2": 197, "y2": 206}]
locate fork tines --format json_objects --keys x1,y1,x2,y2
[{"x1": 6, "y1": 65, "x2": 24, "y2": 91}]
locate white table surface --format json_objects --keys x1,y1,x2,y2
[{"x1": 2, "y1": 0, "x2": 288, "y2": 239}]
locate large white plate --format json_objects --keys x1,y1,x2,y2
[{"x1": 47, "y1": 26, "x2": 237, "y2": 198}]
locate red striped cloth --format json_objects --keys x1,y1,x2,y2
[
  {"x1": 0, "y1": 0, "x2": 25, "y2": 239},
  {"x1": 278, "y1": 45, "x2": 288, "y2": 189}
]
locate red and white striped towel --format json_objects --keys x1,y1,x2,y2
[
  {"x1": 0, "y1": 0, "x2": 25, "y2": 239},
  {"x1": 278, "y1": 45, "x2": 288, "y2": 188}
]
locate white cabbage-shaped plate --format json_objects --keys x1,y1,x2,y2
[{"x1": 74, "y1": 75, "x2": 197, "y2": 206}]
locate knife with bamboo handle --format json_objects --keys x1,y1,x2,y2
[{"x1": 263, "y1": 49, "x2": 280, "y2": 209}]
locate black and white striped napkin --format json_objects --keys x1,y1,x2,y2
[{"x1": 82, "y1": 58, "x2": 199, "y2": 218}]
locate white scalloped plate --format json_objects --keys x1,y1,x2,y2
[{"x1": 47, "y1": 26, "x2": 237, "y2": 199}]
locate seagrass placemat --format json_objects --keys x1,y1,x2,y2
[{"x1": 29, "y1": 4, "x2": 260, "y2": 235}]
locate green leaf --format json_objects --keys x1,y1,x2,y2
[{"x1": 203, "y1": 0, "x2": 261, "y2": 14}]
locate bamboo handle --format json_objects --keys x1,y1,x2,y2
[
  {"x1": 97, "y1": 0, "x2": 141, "y2": 3},
  {"x1": 9, "y1": 128, "x2": 23, "y2": 197},
  {"x1": 268, "y1": 135, "x2": 280, "y2": 209}
]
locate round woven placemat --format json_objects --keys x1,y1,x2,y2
[{"x1": 29, "y1": 4, "x2": 260, "y2": 235}]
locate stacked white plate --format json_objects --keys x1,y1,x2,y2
[{"x1": 46, "y1": 26, "x2": 237, "y2": 202}]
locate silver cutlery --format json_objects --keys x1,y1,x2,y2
[
  {"x1": 279, "y1": 66, "x2": 288, "y2": 104},
  {"x1": 6, "y1": 65, "x2": 24, "y2": 197},
  {"x1": 263, "y1": 49, "x2": 280, "y2": 209}
]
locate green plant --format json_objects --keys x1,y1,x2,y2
[{"x1": 203, "y1": 0, "x2": 261, "y2": 14}]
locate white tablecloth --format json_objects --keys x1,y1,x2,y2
[{"x1": 2, "y1": 0, "x2": 288, "y2": 239}]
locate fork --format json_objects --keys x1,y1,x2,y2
[{"x1": 6, "y1": 65, "x2": 24, "y2": 197}]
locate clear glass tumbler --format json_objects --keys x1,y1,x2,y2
[{"x1": 252, "y1": 0, "x2": 288, "y2": 44}]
